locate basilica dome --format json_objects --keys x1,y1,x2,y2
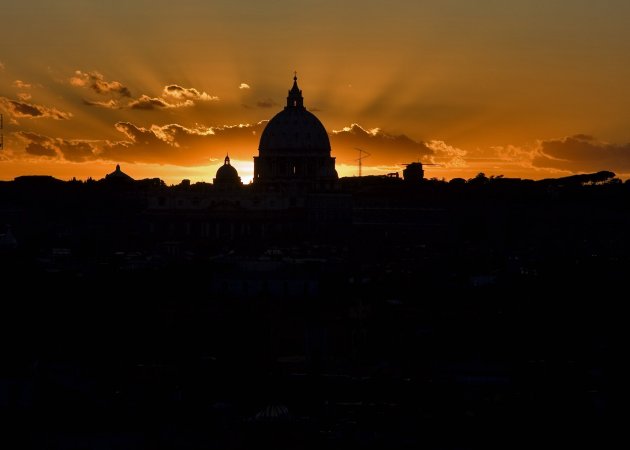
[
  {"x1": 253, "y1": 74, "x2": 337, "y2": 190},
  {"x1": 258, "y1": 75, "x2": 331, "y2": 155}
]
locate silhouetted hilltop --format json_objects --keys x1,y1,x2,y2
[{"x1": 12, "y1": 175, "x2": 65, "y2": 186}]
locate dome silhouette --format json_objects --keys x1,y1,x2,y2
[
  {"x1": 214, "y1": 155, "x2": 242, "y2": 188},
  {"x1": 259, "y1": 107, "x2": 331, "y2": 155},
  {"x1": 253, "y1": 74, "x2": 337, "y2": 189},
  {"x1": 105, "y1": 164, "x2": 134, "y2": 182}
]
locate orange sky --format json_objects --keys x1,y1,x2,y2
[{"x1": 3, "y1": 0, "x2": 630, "y2": 184}]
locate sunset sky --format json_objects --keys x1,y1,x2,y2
[{"x1": 2, "y1": 0, "x2": 630, "y2": 184}]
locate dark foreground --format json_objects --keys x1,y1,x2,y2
[
  {"x1": 0, "y1": 176, "x2": 620, "y2": 448},
  {"x1": 1, "y1": 266, "x2": 616, "y2": 449}
]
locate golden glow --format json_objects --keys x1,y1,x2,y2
[{"x1": 2, "y1": 1, "x2": 630, "y2": 181}]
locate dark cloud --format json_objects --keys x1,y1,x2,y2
[
  {"x1": 58, "y1": 141, "x2": 99, "y2": 162},
  {"x1": 330, "y1": 123, "x2": 432, "y2": 165},
  {"x1": 70, "y1": 70, "x2": 131, "y2": 97},
  {"x1": 17, "y1": 131, "x2": 50, "y2": 145},
  {"x1": 8, "y1": 101, "x2": 42, "y2": 117},
  {"x1": 0, "y1": 97, "x2": 72, "y2": 120},
  {"x1": 16, "y1": 131, "x2": 98, "y2": 161},
  {"x1": 17, "y1": 132, "x2": 58, "y2": 158},
  {"x1": 256, "y1": 98, "x2": 278, "y2": 108},
  {"x1": 25, "y1": 142, "x2": 56, "y2": 157},
  {"x1": 162, "y1": 84, "x2": 218, "y2": 101},
  {"x1": 532, "y1": 134, "x2": 630, "y2": 172}
]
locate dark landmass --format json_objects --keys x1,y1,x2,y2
[{"x1": 0, "y1": 172, "x2": 618, "y2": 449}]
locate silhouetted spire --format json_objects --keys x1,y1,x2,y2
[
  {"x1": 286, "y1": 72, "x2": 304, "y2": 109},
  {"x1": 105, "y1": 164, "x2": 134, "y2": 181},
  {"x1": 224, "y1": 154, "x2": 231, "y2": 165}
]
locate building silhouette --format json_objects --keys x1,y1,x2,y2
[
  {"x1": 213, "y1": 154, "x2": 242, "y2": 190},
  {"x1": 105, "y1": 164, "x2": 134, "y2": 182},
  {"x1": 403, "y1": 162, "x2": 425, "y2": 182},
  {"x1": 143, "y1": 75, "x2": 351, "y2": 242},
  {"x1": 253, "y1": 75, "x2": 338, "y2": 192}
]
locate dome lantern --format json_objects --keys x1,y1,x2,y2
[{"x1": 286, "y1": 72, "x2": 304, "y2": 109}]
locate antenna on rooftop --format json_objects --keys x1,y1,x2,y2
[{"x1": 355, "y1": 147, "x2": 371, "y2": 177}]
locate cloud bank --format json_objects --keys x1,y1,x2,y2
[
  {"x1": 16, "y1": 131, "x2": 99, "y2": 162},
  {"x1": 0, "y1": 97, "x2": 72, "y2": 120},
  {"x1": 532, "y1": 134, "x2": 630, "y2": 173},
  {"x1": 13, "y1": 121, "x2": 266, "y2": 166},
  {"x1": 128, "y1": 95, "x2": 193, "y2": 110},
  {"x1": 162, "y1": 84, "x2": 218, "y2": 102},
  {"x1": 70, "y1": 70, "x2": 131, "y2": 97},
  {"x1": 103, "y1": 122, "x2": 264, "y2": 165}
]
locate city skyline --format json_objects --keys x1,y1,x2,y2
[{"x1": 2, "y1": 0, "x2": 630, "y2": 184}]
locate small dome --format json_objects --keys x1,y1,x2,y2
[
  {"x1": 214, "y1": 155, "x2": 241, "y2": 187},
  {"x1": 216, "y1": 160, "x2": 239, "y2": 180},
  {"x1": 105, "y1": 164, "x2": 134, "y2": 181}
]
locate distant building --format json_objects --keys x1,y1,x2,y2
[
  {"x1": 253, "y1": 74, "x2": 338, "y2": 192},
  {"x1": 213, "y1": 155, "x2": 242, "y2": 190},
  {"x1": 403, "y1": 162, "x2": 424, "y2": 182},
  {"x1": 105, "y1": 164, "x2": 134, "y2": 182}
]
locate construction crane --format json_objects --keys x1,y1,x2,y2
[{"x1": 354, "y1": 147, "x2": 371, "y2": 177}]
